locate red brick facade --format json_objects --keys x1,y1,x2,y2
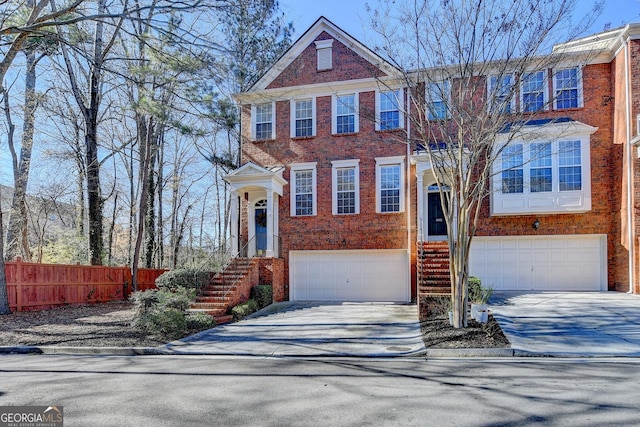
[{"x1": 229, "y1": 18, "x2": 640, "y2": 299}]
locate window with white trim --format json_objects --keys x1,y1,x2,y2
[
  {"x1": 376, "y1": 90, "x2": 403, "y2": 130},
  {"x1": 333, "y1": 93, "x2": 358, "y2": 134},
  {"x1": 291, "y1": 98, "x2": 315, "y2": 137},
  {"x1": 332, "y1": 159, "x2": 360, "y2": 215},
  {"x1": 315, "y1": 39, "x2": 333, "y2": 71},
  {"x1": 491, "y1": 124, "x2": 594, "y2": 216},
  {"x1": 521, "y1": 71, "x2": 547, "y2": 112},
  {"x1": 376, "y1": 156, "x2": 405, "y2": 213},
  {"x1": 427, "y1": 81, "x2": 450, "y2": 120},
  {"x1": 554, "y1": 67, "x2": 582, "y2": 109},
  {"x1": 253, "y1": 103, "x2": 274, "y2": 140},
  {"x1": 487, "y1": 74, "x2": 514, "y2": 114},
  {"x1": 290, "y1": 162, "x2": 317, "y2": 216}
]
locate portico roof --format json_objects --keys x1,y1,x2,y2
[{"x1": 223, "y1": 162, "x2": 287, "y2": 196}]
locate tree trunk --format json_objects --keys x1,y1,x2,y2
[
  {"x1": 0, "y1": 202, "x2": 11, "y2": 315},
  {"x1": 6, "y1": 49, "x2": 37, "y2": 261}
]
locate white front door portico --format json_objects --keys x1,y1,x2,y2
[{"x1": 224, "y1": 162, "x2": 287, "y2": 257}]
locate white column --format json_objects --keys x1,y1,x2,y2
[
  {"x1": 416, "y1": 174, "x2": 424, "y2": 241},
  {"x1": 266, "y1": 190, "x2": 275, "y2": 257},
  {"x1": 229, "y1": 191, "x2": 239, "y2": 256}
]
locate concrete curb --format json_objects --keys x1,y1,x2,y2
[{"x1": 0, "y1": 346, "x2": 167, "y2": 356}]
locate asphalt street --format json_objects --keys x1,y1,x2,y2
[{"x1": 1, "y1": 355, "x2": 639, "y2": 426}]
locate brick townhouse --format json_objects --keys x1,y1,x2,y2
[{"x1": 224, "y1": 16, "x2": 640, "y2": 303}]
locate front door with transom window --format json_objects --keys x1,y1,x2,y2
[
  {"x1": 427, "y1": 192, "x2": 447, "y2": 236},
  {"x1": 254, "y1": 199, "x2": 267, "y2": 254}
]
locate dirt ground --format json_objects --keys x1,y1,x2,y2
[{"x1": 0, "y1": 301, "x2": 510, "y2": 349}]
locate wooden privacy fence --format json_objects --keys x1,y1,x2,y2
[{"x1": 5, "y1": 257, "x2": 167, "y2": 312}]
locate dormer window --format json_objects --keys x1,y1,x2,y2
[{"x1": 315, "y1": 39, "x2": 333, "y2": 71}]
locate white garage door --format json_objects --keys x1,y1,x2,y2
[
  {"x1": 290, "y1": 250, "x2": 409, "y2": 302},
  {"x1": 469, "y1": 235, "x2": 606, "y2": 291}
]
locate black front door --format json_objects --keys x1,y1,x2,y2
[{"x1": 428, "y1": 192, "x2": 447, "y2": 236}]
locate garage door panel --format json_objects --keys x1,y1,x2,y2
[
  {"x1": 470, "y1": 235, "x2": 605, "y2": 291},
  {"x1": 290, "y1": 250, "x2": 409, "y2": 302}
]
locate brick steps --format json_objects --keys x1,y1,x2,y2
[
  {"x1": 418, "y1": 241, "x2": 451, "y2": 295},
  {"x1": 188, "y1": 257, "x2": 255, "y2": 322}
]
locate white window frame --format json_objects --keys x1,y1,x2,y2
[
  {"x1": 491, "y1": 122, "x2": 595, "y2": 216},
  {"x1": 251, "y1": 102, "x2": 276, "y2": 140},
  {"x1": 332, "y1": 93, "x2": 359, "y2": 134},
  {"x1": 427, "y1": 81, "x2": 450, "y2": 120},
  {"x1": 375, "y1": 89, "x2": 404, "y2": 131},
  {"x1": 553, "y1": 66, "x2": 583, "y2": 110},
  {"x1": 331, "y1": 159, "x2": 360, "y2": 215},
  {"x1": 520, "y1": 70, "x2": 548, "y2": 113},
  {"x1": 290, "y1": 162, "x2": 317, "y2": 217},
  {"x1": 375, "y1": 156, "x2": 405, "y2": 213},
  {"x1": 290, "y1": 98, "x2": 316, "y2": 138},
  {"x1": 487, "y1": 74, "x2": 515, "y2": 114}
]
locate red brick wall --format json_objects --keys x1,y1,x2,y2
[
  {"x1": 267, "y1": 32, "x2": 386, "y2": 90},
  {"x1": 473, "y1": 63, "x2": 625, "y2": 291}
]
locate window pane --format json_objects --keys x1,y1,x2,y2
[
  {"x1": 530, "y1": 143, "x2": 552, "y2": 192},
  {"x1": 427, "y1": 81, "x2": 449, "y2": 120},
  {"x1": 336, "y1": 95, "x2": 355, "y2": 134},
  {"x1": 380, "y1": 91, "x2": 400, "y2": 130},
  {"x1": 255, "y1": 103, "x2": 272, "y2": 140},
  {"x1": 337, "y1": 167, "x2": 356, "y2": 214},
  {"x1": 522, "y1": 71, "x2": 545, "y2": 112},
  {"x1": 295, "y1": 100, "x2": 313, "y2": 137},
  {"x1": 559, "y1": 141, "x2": 582, "y2": 191},
  {"x1": 294, "y1": 170, "x2": 313, "y2": 216},
  {"x1": 490, "y1": 75, "x2": 513, "y2": 114},
  {"x1": 502, "y1": 144, "x2": 523, "y2": 193},
  {"x1": 380, "y1": 164, "x2": 401, "y2": 212},
  {"x1": 555, "y1": 68, "x2": 579, "y2": 109}
]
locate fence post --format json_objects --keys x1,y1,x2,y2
[{"x1": 15, "y1": 256, "x2": 23, "y2": 312}]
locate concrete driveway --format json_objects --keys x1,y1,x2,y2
[
  {"x1": 165, "y1": 302, "x2": 426, "y2": 357},
  {"x1": 491, "y1": 292, "x2": 640, "y2": 357}
]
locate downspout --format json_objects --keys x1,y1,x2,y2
[
  {"x1": 406, "y1": 88, "x2": 413, "y2": 302},
  {"x1": 623, "y1": 35, "x2": 635, "y2": 293}
]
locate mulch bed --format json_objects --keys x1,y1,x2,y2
[{"x1": 421, "y1": 314, "x2": 510, "y2": 349}]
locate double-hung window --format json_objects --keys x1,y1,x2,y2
[
  {"x1": 554, "y1": 67, "x2": 581, "y2": 109},
  {"x1": 377, "y1": 90, "x2": 403, "y2": 130},
  {"x1": 291, "y1": 98, "x2": 315, "y2": 137},
  {"x1": 290, "y1": 162, "x2": 317, "y2": 216},
  {"x1": 333, "y1": 93, "x2": 358, "y2": 134},
  {"x1": 501, "y1": 144, "x2": 524, "y2": 194},
  {"x1": 488, "y1": 75, "x2": 514, "y2": 114},
  {"x1": 427, "y1": 81, "x2": 450, "y2": 120},
  {"x1": 332, "y1": 159, "x2": 360, "y2": 215},
  {"x1": 530, "y1": 143, "x2": 552, "y2": 193},
  {"x1": 252, "y1": 102, "x2": 274, "y2": 140},
  {"x1": 521, "y1": 71, "x2": 547, "y2": 112},
  {"x1": 376, "y1": 156, "x2": 405, "y2": 213},
  {"x1": 559, "y1": 141, "x2": 582, "y2": 191}
]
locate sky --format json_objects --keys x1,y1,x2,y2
[{"x1": 282, "y1": 0, "x2": 640, "y2": 43}]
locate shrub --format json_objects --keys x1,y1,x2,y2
[
  {"x1": 252, "y1": 285, "x2": 273, "y2": 309},
  {"x1": 468, "y1": 276, "x2": 493, "y2": 304},
  {"x1": 155, "y1": 269, "x2": 211, "y2": 293},
  {"x1": 231, "y1": 299, "x2": 259, "y2": 321},
  {"x1": 130, "y1": 287, "x2": 196, "y2": 340},
  {"x1": 186, "y1": 312, "x2": 216, "y2": 332}
]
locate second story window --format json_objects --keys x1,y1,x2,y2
[
  {"x1": 427, "y1": 81, "x2": 450, "y2": 120},
  {"x1": 376, "y1": 156, "x2": 405, "y2": 213},
  {"x1": 332, "y1": 159, "x2": 360, "y2": 215},
  {"x1": 377, "y1": 90, "x2": 403, "y2": 131},
  {"x1": 554, "y1": 67, "x2": 581, "y2": 109},
  {"x1": 333, "y1": 94, "x2": 358, "y2": 134},
  {"x1": 559, "y1": 140, "x2": 582, "y2": 191},
  {"x1": 521, "y1": 71, "x2": 547, "y2": 112},
  {"x1": 501, "y1": 144, "x2": 524, "y2": 194},
  {"x1": 254, "y1": 103, "x2": 274, "y2": 140},
  {"x1": 291, "y1": 98, "x2": 315, "y2": 138},
  {"x1": 290, "y1": 162, "x2": 317, "y2": 217}
]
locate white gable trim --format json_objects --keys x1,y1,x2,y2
[{"x1": 249, "y1": 16, "x2": 401, "y2": 91}]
